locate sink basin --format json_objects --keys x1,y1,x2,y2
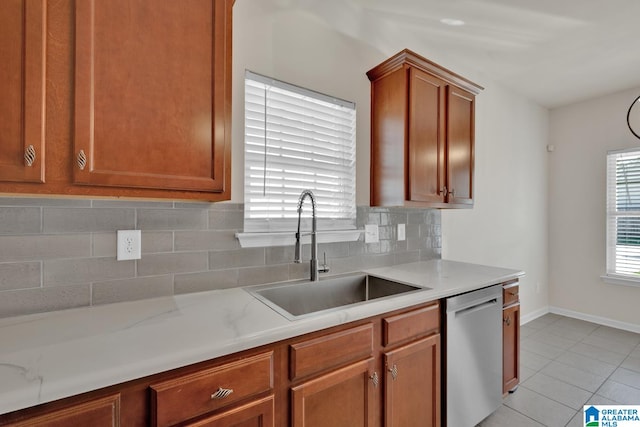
[{"x1": 247, "y1": 274, "x2": 426, "y2": 319}]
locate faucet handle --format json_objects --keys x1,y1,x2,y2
[
  {"x1": 294, "y1": 232, "x2": 301, "y2": 263},
  {"x1": 319, "y1": 252, "x2": 330, "y2": 274}
]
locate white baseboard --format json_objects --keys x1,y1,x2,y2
[
  {"x1": 519, "y1": 305, "x2": 640, "y2": 333},
  {"x1": 520, "y1": 306, "x2": 549, "y2": 325},
  {"x1": 548, "y1": 306, "x2": 640, "y2": 334}
]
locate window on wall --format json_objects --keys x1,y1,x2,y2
[
  {"x1": 243, "y1": 71, "x2": 357, "y2": 236},
  {"x1": 605, "y1": 148, "x2": 640, "y2": 284}
]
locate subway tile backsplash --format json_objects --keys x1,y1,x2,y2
[{"x1": 0, "y1": 198, "x2": 441, "y2": 318}]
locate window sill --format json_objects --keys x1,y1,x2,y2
[
  {"x1": 236, "y1": 230, "x2": 364, "y2": 248},
  {"x1": 601, "y1": 274, "x2": 640, "y2": 287}
]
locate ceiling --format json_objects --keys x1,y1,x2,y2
[{"x1": 266, "y1": 0, "x2": 640, "y2": 108}]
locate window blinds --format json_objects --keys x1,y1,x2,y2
[
  {"x1": 606, "y1": 149, "x2": 640, "y2": 277},
  {"x1": 244, "y1": 71, "x2": 356, "y2": 233}
]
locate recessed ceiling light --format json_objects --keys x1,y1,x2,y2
[{"x1": 440, "y1": 18, "x2": 465, "y2": 26}]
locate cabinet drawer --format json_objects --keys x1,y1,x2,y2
[
  {"x1": 383, "y1": 303, "x2": 439, "y2": 346},
  {"x1": 290, "y1": 323, "x2": 374, "y2": 381},
  {"x1": 150, "y1": 351, "x2": 274, "y2": 427},
  {"x1": 6, "y1": 394, "x2": 120, "y2": 427},
  {"x1": 503, "y1": 282, "x2": 519, "y2": 307}
]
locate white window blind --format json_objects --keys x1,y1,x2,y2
[
  {"x1": 243, "y1": 71, "x2": 356, "y2": 233},
  {"x1": 606, "y1": 149, "x2": 640, "y2": 279}
]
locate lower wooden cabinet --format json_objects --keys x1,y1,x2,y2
[
  {"x1": 384, "y1": 335, "x2": 440, "y2": 427},
  {"x1": 502, "y1": 282, "x2": 520, "y2": 395},
  {"x1": 5, "y1": 394, "x2": 120, "y2": 427},
  {"x1": 291, "y1": 359, "x2": 377, "y2": 427},
  {"x1": 184, "y1": 395, "x2": 275, "y2": 427},
  {"x1": 289, "y1": 303, "x2": 441, "y2": 427},
  {"x1": 0, "y1": 301, "x2": 442, "y2": 427},
  {"x1": 382, "y1": 303, "x2": 440, "y2": 427}
]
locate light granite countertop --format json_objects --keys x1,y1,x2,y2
[{"x1": 0, "y1": 259, "x2": 523, "y2": 416}]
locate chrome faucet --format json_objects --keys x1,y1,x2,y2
[{"x1": 294, "y1": 189, "x2": 329, "y2": 281}]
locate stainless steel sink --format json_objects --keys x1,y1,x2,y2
[{"x1": 246, "y1": 274, "x2": 426, "y2": 320}]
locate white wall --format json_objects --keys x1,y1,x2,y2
[
  {"x1": 232, "y1": 1, "x2": 551, "y2": 319},
  {"x1": 441, "y1": 85, "x2": 550, "y2": 319},
  {"x1": 549, "y1": 87, "x2": 640, "y2": 326}
]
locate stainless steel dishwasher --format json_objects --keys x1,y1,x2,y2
[{"x1": 446, "y1": 285, "x2": 502, "y2": 427}]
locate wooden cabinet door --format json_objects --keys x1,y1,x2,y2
[
  {"x1": 6, "y1": 394, "x2": 120, "y2": 427},
  {"x1": 0, "y1": 0, "x2": 46, "y2": 183},
  {"x1": 408, "y1": 68, "x2": 446, "y2": 204},
  {"x1": 185, "y1": 395, "x2": 275, "y2": 427},
  {"x1": 291, "y1": 358, "x2": 377, "y2": 427},
  {"x1": 370, "y1": 66, "x2": 408, "y2": 207},
  {"x1": 503, "y1": 303, "x2": 520, "y2": 394},
  {"x1": 74, "y1": 0, "x2": 231, "y2": 193},
  {"x1": 384, "y1": 334, "x2": 440, "y2": 427},
  {"x1": 446, "y1": 86, "x2": 475, "y2": 206}
]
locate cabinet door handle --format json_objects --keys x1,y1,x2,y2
[
  {"x1": 369, "y1": 372, "x2": 379, "y2": 387},
  {"x1": 504, "y1": 316, "x2": 511, "y2": 326},
  {"x1": 24, "y1": 145, "x2": 36, "y2": 167},
  {"x1": 438, "y1": 186, "x2": 448, "y2": 196},
  {"x1": 210, "y1": 387, "x2": 234, "y2": 400},
  {"x1": 388, "y1": 364, "x2": 398, "y2": 380},
  {"x1": 77, "y1": 150, "x2": 87, "y2": 171},
  {"x1": 449, "y1": 188, "x2": 455, "y2": 197}
]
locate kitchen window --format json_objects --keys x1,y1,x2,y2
[
  {"x1": 604, "y1": 148, "x2": 640, "y2": 285},
  {"x1": 238, "y1": 71, "x2": 357, "y2": 247}
]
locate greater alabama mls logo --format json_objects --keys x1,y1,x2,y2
[
  {"x1": 584, "y1": 405, "x2": 640, "y2": 427},
  {"x1": 585, "y1": 406, "x2": 599, "y2": 427}
]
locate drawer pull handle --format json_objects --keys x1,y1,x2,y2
[
  {"x1": 508, "y1": 291, "x2": 518, "y2": 296},
  {"x1": 77, "y1": 150, "x2": 87, "y2": 170},
  {"x1": 504, "y1": 316, "x2": 511, "y2": 326},
  {"x1": 211, "y1": 387, "x2": 234, "y2": 400},
  {"x1": 389, "y1": 364, "x2": 398, "y2": 380},
  {"x1": 370, "y1": 372, "x2": 379, "y2": 387},
  {"x1": 24, "y1": 145, "x2": 36, "y2": 166}
]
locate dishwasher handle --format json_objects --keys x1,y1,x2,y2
[
  {"x1": 452, "y1": 298, "x2": 499, "y2": 318},
  {"x1": 446, "y1": 284, "x2": 502, "y2": 313}
]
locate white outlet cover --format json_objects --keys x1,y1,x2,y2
[
  {"x1": 117, "y1": 230, "x2": 141, "y2": 261},
  {"x1": 397, "y1": 223, "x2": 406, "y2": 241},
  {"x1": 364, "y1": 224, "x2": 379, "y2": 243}
]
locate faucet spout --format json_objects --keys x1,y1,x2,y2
[{"x1": 294, "y1": 190, "x2": 320, "y2": 281}]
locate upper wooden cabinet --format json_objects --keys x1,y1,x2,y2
[
  {"x1": 74, "y1": 0, "x2": 231, "y2": 193},
  {"x1": 0, "y1": 0, "x2": 232, "y2": 201},
  {"x1": 367, "y1": 49, "x2": 482, "y2": 208},
  {"x1": 0, "y1": 0, "x2": 46, "y2": 184}
]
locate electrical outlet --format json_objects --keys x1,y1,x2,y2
[
  {"x1": 397, "y1": 223, "x2": 406, "y2": 241},
  {"x1": 117, "y1": 230, "x2": 141, "y2": 261},
  {"x1": 364, "y1": 224, "x2": 379, "y2": 243}
]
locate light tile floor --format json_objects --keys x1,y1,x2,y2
[{"x1": 478, "y1": 313, "x2": 640, "y2": 427}]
